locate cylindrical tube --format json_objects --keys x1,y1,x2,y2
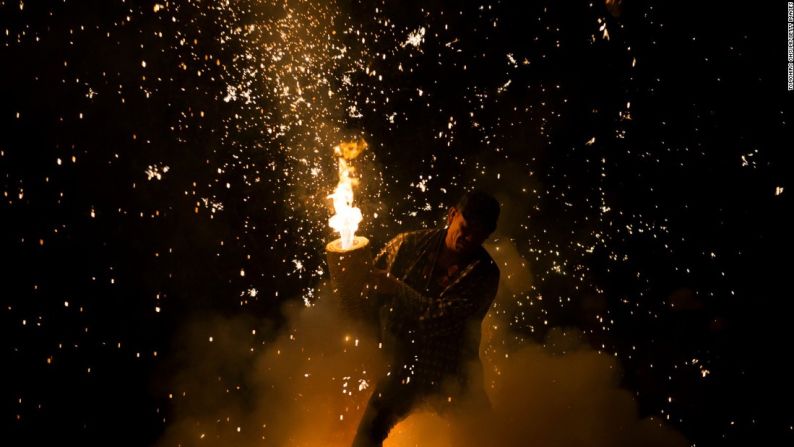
[{"x1": 325, "y1": 236, "x2": 372, "y2": 318}]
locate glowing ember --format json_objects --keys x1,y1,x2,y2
[{"x1": 328, "y1": 139, "x2": 367, "y2": 250}]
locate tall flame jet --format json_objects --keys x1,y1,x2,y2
[{"x1": 327, "y1": 138, "x2": 367, "y2": 249}]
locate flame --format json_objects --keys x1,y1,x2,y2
[{"x1": 328, "y1": 139, "x2": 366, "y2": 249}]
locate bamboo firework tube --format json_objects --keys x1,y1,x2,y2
[{"x1": 325, "y1": 236, "x2": 372, "y2": 318}]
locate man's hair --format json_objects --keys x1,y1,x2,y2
[{"x1": 456, "y1": 190, "x2": 500, "y2": 233}]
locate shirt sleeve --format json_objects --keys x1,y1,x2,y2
[
  {"x1": 373, "y1": 233, "x2": 405, "y2": 270},
  {"x1": 386, "y1": 264, "x2": 500, "y2": 338}
]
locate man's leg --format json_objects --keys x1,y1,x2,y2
[
  {"x1": 438, "y1": 370, "x2": 496, "y2": 447},
  {"x1": 351, "y1": 375, "x2": 422, "y2": 447}
]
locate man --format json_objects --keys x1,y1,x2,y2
[{"x1": 352, "y1": 190, "x2": 501, "y2": 447}]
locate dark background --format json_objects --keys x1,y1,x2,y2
[{"x1": 1, "y1": 0, "x2": 791, "y2": 445}]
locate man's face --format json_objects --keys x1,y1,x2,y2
[{"x1": 444, "y1": 207, "x2": 491, "y2": 257}]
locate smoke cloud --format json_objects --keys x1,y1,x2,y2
[
  {"x1": 384, "y1": 321, "x2": 688, "y2": 447},
  {"x1": 156, "y1": 239, "x2": 687, "y2": 447}
]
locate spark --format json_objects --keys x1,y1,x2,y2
[{"x1": 402, "y1": 26, "x2": 426, "y2": 49}]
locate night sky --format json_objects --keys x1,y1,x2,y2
[{"x1": 1, "y1": 0, "x2": 791, "y2": 446}]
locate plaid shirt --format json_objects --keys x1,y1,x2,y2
[{"x1": 373, "y1": 228, "x2": 500, "y2": 388}]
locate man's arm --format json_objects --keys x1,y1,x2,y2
[
  {"x1": 377, "y1": 264, "x2": 500, "y2": 337},
  {"x1": 372, "y1": 233, "x2": 406, "y2": 271}
]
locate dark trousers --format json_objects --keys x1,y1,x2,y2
[
  {"x1": 351, "y1": 369, "x2": 490, "y2": 447},
  {"x1": 351, "y1": 374, "x2": 427, "y2": 447}
]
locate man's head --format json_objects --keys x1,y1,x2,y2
[{"x1": 444, "y1": 190, "x2": 500, "y2": 257}]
